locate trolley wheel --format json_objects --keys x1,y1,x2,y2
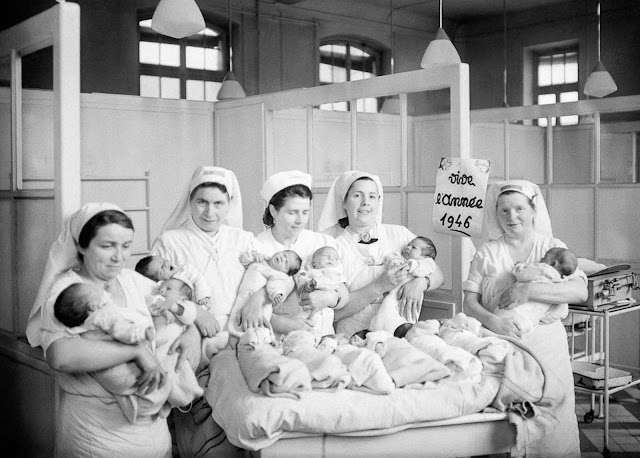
[{"x1": 584, "y1": 410, "x2": 595, "y2": 423}]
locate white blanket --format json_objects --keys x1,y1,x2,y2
[{"x1": 206, "y1": 350, "x2": 501, "y2": 451}]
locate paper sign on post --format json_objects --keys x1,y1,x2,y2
[{"x1": 432, "y1": 158, "x2": 491, "y2": 238}]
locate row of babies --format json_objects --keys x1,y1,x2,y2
[{"x1": 236, "y1": 313, "x2": 513, "y2": 400}]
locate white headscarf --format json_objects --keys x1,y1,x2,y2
[
  {"x1": 481, "y1": 179, "x2": 553, "y2": 242},
  {"x1": 317, "y1": 170, "x2": 384, "y2": 233},
  {"x1": 260, "y1": 170, "x2": 312, "y2": 204},
  {"x1": 26, "y1": 202, "x2": 124, "y2": 347},
  {"x1": 161, "y1": 166, "x2": 243, "y2": 232}
]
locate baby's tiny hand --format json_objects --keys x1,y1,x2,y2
[
  {"x1": 273, "y1": 293, "x2": 284, "y2": 305},
  {"x1": 251, "y1": 251, "x2": 266, "y2": 263},
  {"x1": 197, "y1": 297, "x2": 211, "y2": 308}
]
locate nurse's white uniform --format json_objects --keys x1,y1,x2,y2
[
  {"x1": 335, "y1": 223, "x2": 418, "y2": 337},
  {"x1": 151, "y1": 223, "x2": 254, "y2": 330}
]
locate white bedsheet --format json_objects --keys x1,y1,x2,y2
[{"x1": 206, "y1": 350, "x2": 501, "y2": 451}]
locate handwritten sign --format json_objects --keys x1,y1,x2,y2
[{"x1": 432, "y1": 157, "x2": 491, "y2": 237}]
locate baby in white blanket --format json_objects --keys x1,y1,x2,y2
[
  {"x1": 369, "y1": 236, "x2": 437, "y2": 334},
  {"x1": 490, "y1": 247, "x2": 578, "y2": 334}
]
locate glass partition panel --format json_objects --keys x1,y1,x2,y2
[
  {"x1": 356, "y1": 97, "x2": 401, "y2": 187},
  {"x1": 600, "y1": 111, "x2": 640, "y2": 184},
  {"x1": 552, "y1": 123, "x2": 593, "y2": 184},
  {"x1": 508, "y1": 118, "x2": 546, "y2": 183},
  {"x1": 471, "y1": 123, "x2": 505, "y2": 180},
  {"x1": 409, "y1": 89, "x2": 452, "y2": 186},
  {"x1": 312, "y1": 106, "x2": 351, "y2": 187},
  {"x1": 549, "y1": 187, "x2": 594, "y2": 259},
  {"x1": 272, "y1": 107, "x2": 308, "y2": 174}
]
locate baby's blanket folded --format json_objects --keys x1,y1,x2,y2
[
  {"x1": 333, "y1": 344, "x2": 395, "y2": 395},
  {"x1": 237, "y1": 328, "x2": 311, "y2": 399}
]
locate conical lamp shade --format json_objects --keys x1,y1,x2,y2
[
  {"x1": 217, "y1": 71, "x2": 246, "y2": 100},
  {"x1": 583, "y1": 61, "x2": 617, "y2": 98},
  {"x1": 381, "y1": 96, "x2": 401, "y2": 114},
  {"x1": 152, "y1": 0, "x2": 205, "y2": 39},
  {"x1": 421, "y1": 28, "x2": 461, "y2": 68}
]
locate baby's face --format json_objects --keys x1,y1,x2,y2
[
  {"x1": 312, "y1": 247, "x2": 341, "y2": 269},
  {"x1": 402, "y1": 239, "x2": 427, "y2": 260},
  {"x1": 158, "y1": 278, "x2": 187, "y2": 301},
  {"x1": 268, "y1": 251, "x2": 300, "y2": 274},
  {"x1": 147, "y1": 256, "x2": 176, "y2": 281}
]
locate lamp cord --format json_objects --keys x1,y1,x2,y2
[
  {"x1": 228, "y1": 0, "x2": 233, "y2": 72},
  {"x1": 596, "y1": 1, "x2": 601, "y2": 62},
  {"x1": 439, "y1": 0, "x2": 443, "y2": 28},
  {"x1": 503, "y1": 0, "x2": 508, "y2": 107}
]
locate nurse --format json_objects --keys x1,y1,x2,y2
[
  {"x1": 318, "y1": 170, "x2": 445, "y2": 337},
  {"x1": 230, "y1": 170, "x2": 349, "y2": 335},
  {"x1": 150, "y1": 166, "x2": 255, "y2": 456}
]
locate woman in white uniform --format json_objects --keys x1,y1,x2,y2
[
  {"x1": 318, "y1": 170, "x2": 445, "y2": 337},
  {"x1": 463, "y1": 180, "x2": 585, "y2": 456},
  {"x1": 150, "y1": 166, "x2": 255, "y2": 456},
  {"x1": 230, "y1": 170, "x2": 349, "y2": 335},
  {"x1": 27, "y1": 203, "x2": 177, "y2": 457}
]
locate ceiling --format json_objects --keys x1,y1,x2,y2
[{"x1": 276, "y1": 0, "x2": 573, "y2": 21}]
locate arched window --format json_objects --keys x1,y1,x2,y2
[
  {"x1": 319, "y1": 39, "x2": 382, "y2": 112},
  {"x1": 138, "y1": 19, "x2": 228, "y2": 101}
]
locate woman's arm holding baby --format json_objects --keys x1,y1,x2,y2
[{"x1": 497, "y1": 276, "x2": 587, "y2": 310}]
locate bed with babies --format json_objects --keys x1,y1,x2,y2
[{"x1": 191, "y1": 306, "x2": 572, "y2": 457}]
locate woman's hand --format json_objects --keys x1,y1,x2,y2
[
  {"x1": 133, "y1": 343, "x2": 167, "y2": 395},
  {"x1": 376, "y1": 263, "x2": 412, "y2": 294},
  {"x1": 239, "y1": 294, "x2": 271, "y2": 330},
  {"x1": 299, "y1": 289, "x2": 336, "y2": 313},
  {"x1": 486, "y1": 314, "x2": 524, "y2": 339},
  {"x1": 194, "y1": 307, "x2": 220, "y2": 338},
  {"x1": 397, "y1": 277, "x2": 428, "y2": 322},
  {"x1": 168, "y1": 325, "x2": 201, "y2": 371},
  {"x1": 497, "y1": 282, "x2": 530, "y2": 309}
]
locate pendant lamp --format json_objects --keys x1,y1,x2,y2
[
  {"x1": 381, "y1": 0, "x2": 400, "y2": 114},
  {"x1": 218, "y1": 0, "x2": 246, "y2": 100},
  {"x1": 421, "y1": 0, "x2": 460, "y2": 68},
  {"x1": 583, "y1": 1, "x2": 616, "y2": 98},
  {"x1": 152, "y1": 0, "x2": 205, "y2": 39}
]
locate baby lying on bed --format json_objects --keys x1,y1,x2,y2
[
  {"x1": 369, "y1": 236, "x2": 437, "y2": 334},
  {"x1": 53, "y1": 280, "x2": 203, "y2": 418},
  {"x1": 489, "y1": 247, "x2": 578, "y2": 334}
]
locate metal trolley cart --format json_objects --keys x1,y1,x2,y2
[{"x1": 568, "y1": 266, "x2": 640, "y2": 457}]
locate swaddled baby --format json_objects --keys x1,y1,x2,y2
[
  {"x1": 364, "y1": 330, "x2": 450, "y2": 388},
  {"x1": 318, "y1": 334, "x2": 395, "y2": 395},
  {"x1": 282, "y1": 330, "x2": 351, "y2": 391},
  {"x1": 237, "y1": 327, "x2": 311, "y2": 399}
]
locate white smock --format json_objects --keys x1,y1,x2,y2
[
  {"x1": 151, "y1": 223, "x2": 254, "y2": 330},
  {"x1": 334, "y1": 223, "x2": 419, "y2": 337}
]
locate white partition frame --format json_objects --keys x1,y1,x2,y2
[{"x1": 215, "y1": 64, "x2": 471, "y2": 313}]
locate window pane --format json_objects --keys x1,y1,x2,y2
[
  {"x1": 140, "y1": 41, "x2": 159, "y2": 65},
  {"x1": 319, "y1": 63, "x2": 334, "y2": 83},
  {"x1": 186, "y1": 80, "x2": 204, "y2": 100},
  {"x1": 551, "y1": 53, "x2": 564, "y2": 85},
  {"x1": 538, "y1": 94, "x2": 556, "y2": 105},
  {"x1": 560, "y1": 91, "x2": 578, "y2": 103},
  {"x1": 206, "y1": 81, "x2": 222, "y2": 102},
  {"x1": 205, "y1": 48, "x2": 221, "y2": 70},
  {"x1": 333, "y1": 66, "x2": 347, "y2": 83},
  {"x1": 565, "y1": 52, "x2": 578, "y2": 83},
  {"x1": 350, "y1": 47, "x2": 370, "y2": 58},
  {"x1": 351, "y1": 69, "x2": 365, "y2": 81},
  {"x1": 538, "y1": 56, "x2": 551, "y2": 86},
  {"x1": 186, "y1": 46, "x2": 205, "y2": 69},
  {"x1": 356, "y1": 98, "x2": 378, "y2": 113},
  {"x1": 160, "y1": 77, "x2": 180, "y2": 99},
  {"x1": 320, "y1": 44, "x2": 347, "y2": 57},
  {"x1": 140, "y1": 75, "x2": 160, "y2": 97},
  {"x1": 160, "y1": 43, "x2": 180, "y2": 67}
]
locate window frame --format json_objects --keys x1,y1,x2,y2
[
  {"x1": 138, "y1": 15, "x2": 229, "y2": 101},
  {"x1": 533, "y1": 46, "x2": 579, "y2": 126}
]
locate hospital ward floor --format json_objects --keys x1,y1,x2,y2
[{"x1": 577, "y1": 386, "x2": 640, "y2": 456}]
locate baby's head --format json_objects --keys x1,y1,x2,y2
[
  {"x1": 349, "y1": 329, "x2": 370, "y2": 347},
  {"x1": 267, "y1": 250, "x2": 302, "y2": 275},
  {"x1": 136, "y1": 255, "x2": 176, "y2": 281},
  {"x1": 54, "y1": 282, "x2": 104, "y2": 328},
  {"x1": 157, "y1": 277, "x2": 192, "y2": 302},
  {"x1": 402, "y1": 236, "x2": 437, "y2": 261},
  {"x1": 541, "y1": 247, "x2": 578, "y2": 277},
  {"x1": 393, "y1": 322, "x2": 414, "y2": 339},
  {"x1": 311, "y1": 246, "x2": 341, "y2": 269}
]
